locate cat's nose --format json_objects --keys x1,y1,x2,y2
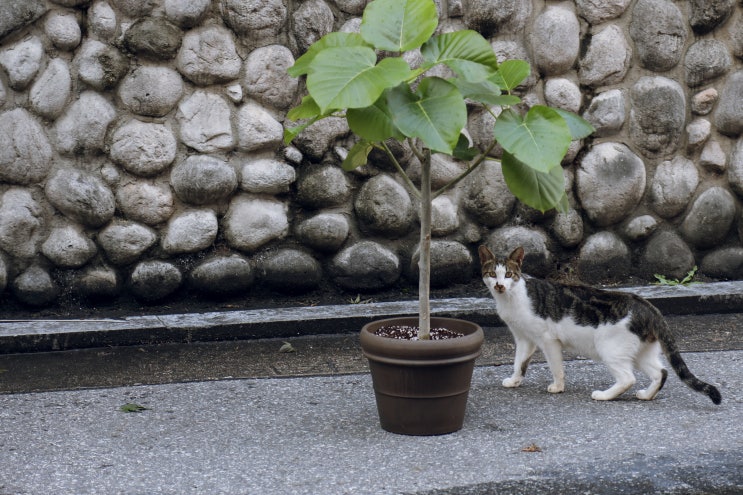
[{"x1": 495, "y1": 283, "x2": 505, "y2": 293}]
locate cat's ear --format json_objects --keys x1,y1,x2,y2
[
  {"x1": 509, "y1": 246, "x2": 525, "y2": 266},
  {"x1": 478, "y1": 245, "x2": 495, "y2": 264}
]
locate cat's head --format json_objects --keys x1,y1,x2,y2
[{"x1": 477, "y1": 245, "x2": 525, "y2": 295}]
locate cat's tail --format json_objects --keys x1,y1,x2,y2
[{"x1": 657, "y1": 319, "x2": 722, "y2": 405}]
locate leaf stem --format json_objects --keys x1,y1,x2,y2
[
  {"x1": 432, "y1": 139, "x2": 499, "y2": 199},
  {"x1": 379, "y1": 141, "x2": 421, "y2": 200}
]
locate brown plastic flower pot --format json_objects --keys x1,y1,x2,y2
[{"x1": 359, "y1": 316, "x2": 484, "y2": 436}]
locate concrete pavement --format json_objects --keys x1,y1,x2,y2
[
  {"x1": 1, "y1": 281, "x2": 742, "y2": 494},
  {"x1": 0, "y1": 351, "x2": 740, "y2": 494}
]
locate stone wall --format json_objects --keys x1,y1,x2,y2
[{"x1": 1, "y1": 0, "x2": 743, "y2": 308}]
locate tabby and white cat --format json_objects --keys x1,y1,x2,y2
[{"x1": 478, "y1": 245, "x2": 721, "y2": 404}]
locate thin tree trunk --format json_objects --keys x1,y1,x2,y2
[{"x1": 418, "y1": 150, "x2": 432, "y2": 340}]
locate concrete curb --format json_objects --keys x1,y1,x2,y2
[{"x1": 1, "y1": 281, "x2": 742, "y2": 354}]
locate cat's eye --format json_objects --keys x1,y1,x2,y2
[{"x1": 505, "y1": 271, "x2": 513, "y2": 278}]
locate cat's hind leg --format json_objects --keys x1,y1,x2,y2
[
  {"x1": 635, "y1": 343, "x2": 668, "y2": 401},
  {"x1": 503, "y1": 337, "x2": 536, "y2": 388},
  {"x1": 592, "y1": 358, "x2": 636, "y2": 401}
]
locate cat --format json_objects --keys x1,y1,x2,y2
[{"x1": 478, "y1": 245, "x2": 721, "y2": 404}]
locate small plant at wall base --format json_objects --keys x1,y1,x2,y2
[{"x1": 284, "y1": 0, "x2": 594, "y2": 340}]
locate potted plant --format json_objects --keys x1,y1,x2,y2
[{"x1": 284, "y1": 0, "x2": 593, "y2": 435}]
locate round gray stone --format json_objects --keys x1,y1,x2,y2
[
  {"x1": 629, "y1": 0, "x2": 686, "y2": 72},
  {"x1": 41, "y1": 225, "x2": 97, "y2": 268},
  {"x1": 700, "y1": 247, "x2": 743, "y2": 280},
  {"x1": 684, "y1": 40, "x2": 731, "y2": 87},
  {"x1": 119, "y1": 66, "x2": 184, "y2": 117},
  {"x1": 74, "y1": 39, "x2": 128, "y2": 90},
  {"x1": 649, "y1": 156, "x2": 699, "y2": 218},
  {"x1": 0, "y1": 0, "x2": 46, "y2": 41},
  {"x1": 579, "y1": 25, "x2": 631, "y2": 87},
  {"x1": 87, "y1": 1, "x2": 117, "y2": 39},
  {"x1": 640, "y1": 231, "x2": 695, "y2": 281},
  {"x1": 243, "y1": 45, "x2": 298, "y2": 110},
  {"x1": 293, "y1": 117, "x2": 350, "y2": 161},
  {"x1": 530, "y1": 6, "x2": 579, "y2": 76},
  {"x1": 171, "y1": 155, "x2": 238, "y2": 205},
  {"x1": 409, "y1": 240, "x2": 473, "y2": 288},
  {"x1": 129, "y1": 260, "x2": 182, "y2": 302},
  {"x1": 463, "y1": 160, "x2": 515, "y2": 227},
  {"x1": 690, "y1": 0, "x2": 733, "y2": 34},
  {"x1": 76, "y1": 265, "x2": 120, "y2": 300},
  {"x1": 176, "y1": 91, "x2": 235, "y2": 153},
  {"x1": 161, "y1": 209, "x2": 218, "y2": 255},
  {"x1": 97, "y1": 221, "x2": 158, "y2": 266},
  {"x1": 714, "y1": 70, "x2": 743, "y2": 136},
  {"x1": 295, "y1": 164, "x2": 350, "y2": 209},
  {"x1": 0, "y1": 188, "x2": 44, "y2": 260},
  {"x1": 54, "y1": 90, "x2": 117, "y2": 155},
  {"x1": 111, "y1": 0, "x2": 156, "y2": 17},
  {"x1": 116, "y1": 181, "x2": 175, "y2": 226},
  {"x1": 485, "y1": 226, "x2": 552, "y2": 277},
  {"x1": 623, "y1": 215, "x2": 659, "y2": 241},
  {"x1": 0, "y1": 108, "x2": 53, "y2": 185},
  {"x1": 0, "y1": 35, "x2": 43, "y2": 90},
  {"x1": 295, "y1": 213, "x2": 350, "y2": 252},
  {"x1": 330, "y1": 241, "x2": 401, "y2": 291},
  {"x1": 176, "y1": 25, "x2": 241, "y2": 86},
  {"x1": 431, "y1": 196, "x2": 460, "y2": 237},
  {"x1": 680, "y1": 187, "x2": 736, "y2": 249},
  {"x1": 729, "y1": 138, "x2": 743, "y2": 196},
  {"x1": 686, "y1": 118, "x2": 712, "y2": 152},
  {"x1": 575, "y1": 0, "x2": 630, "y2": 24},
  {"x1": 122, "y1": 16, "x2": 182, "y2": 60},
  {"x1": 544, "y1": 78, "x2": 581, "y2": 113},
  {"x1": 691, "y1": 88, "x2": 718, "y2": 116},
  {"x1": 292, "y1": 0, "x2": 334, "y2": 52},
  {"x1": 699, "y1": 140, "x2": 727, "y2": 173},
  {"x1": 629, "y1": 76, "x2": 685, "y2": 156},
  {"x1": 45, "y1": 169, "x2": 115, "y2": 228},
  {"x1": 577, "y1": 231, "x2": 631, "y2": 284},
  {"x1": 576, "y1": 142, "x2": 646, "y2": 227},
  {"x1": 223, "y1": 196, "x2": 289, "y2": 253},
  {"x1": 240, "y1": 159, "x2": 296, "y2": 194},
  {"x1": 11, "y1": 266, "x2": 58, "y2": 307},
  {"x1": 165, "y1": 0, "x2": 210, "y2": 27},
  {"x1": 220, "y1": 0, "x2": 286, "y2": 44},
  {"x1": 582, "y1": 89, "x2": 625, "y2": 137},
  {"x1": 551, "y1": 208, "x2": 584, "y2": 248},
  {"x1": 189, "y1": 254, "x2": 254, "y2": 296},
  {"x1": 259, "y1": 249, "x2": 323, "y2": 294},
  {"x1": 109, "y1": 120, "x2": 177, "y2": 177},
  {"x1": 45, "y1": 10, "x2": 81, "y2": 51},
  {"x1": 29, "y1": 58, "x2": 71, "y2": 120},
  {"x1": 236, "y1": 102, "x2": 284, "y2": 152},
  {"x1": 354, "y1": 175, "x2": 414, "y2": 238},
  {"x1": 463, "y1": 0, "x2": 530, "y2": 37}
]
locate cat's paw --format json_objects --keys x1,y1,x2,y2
[
  {"x1": 547, "y1": 383, "x2": 564, "y2": 394},
  {"x1": 636, "y1": 389, "x2": 656, "y2": 401},
  {"x1": 502, "y1": 377, "x2": 522, "y2": 388},
  {"x1": 591, "y1": 390, "x2": 612, "y2": 401}
]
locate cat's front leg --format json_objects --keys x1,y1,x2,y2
[
  {"x1": 542, "y1": 340, "x2": 565, "y2": 393},
  {"x1": 503, "y1": 337, "x2": 536, "y2": 388}
]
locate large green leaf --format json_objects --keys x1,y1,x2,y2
[
  {"x1": 387, "y1": 77, "x2": 467, "y2": 154},
  {"x1": 347, "y1": 92, "x2": 405, "y2": 142},
  {"x1": 342, "y1": 140, "x2": 374, "y2": 171},
  {"x1": 490, "y1": 60, "x2": 530, "y2": 92},
  {"x1": 452, "y1": 78, "x2": 521, "y2": 106},
  {"x1": 493, "y1": 106, "x2": 572, "y2": 173},
  {"x1": 501, "y1": 152, "x2": 568, "y2": 213},
  {"x1": 554, "y1": 108, "x2": 595, "y2": 140},
  {"x1": 306, "y1": 46, "x2": 412, "y2": 113},
  {"x1": 286, "y1": 95, "x2": 320, "y2": 121},
  {"x1": 288, "y1": 32, "x2": 370, "y2": 77},
  {"x1": 421, "y1": 31, "x2": 498, "y2": 82},
  {"x1": 360, "y1": 0, "x2": 438, "y2": 52}
]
